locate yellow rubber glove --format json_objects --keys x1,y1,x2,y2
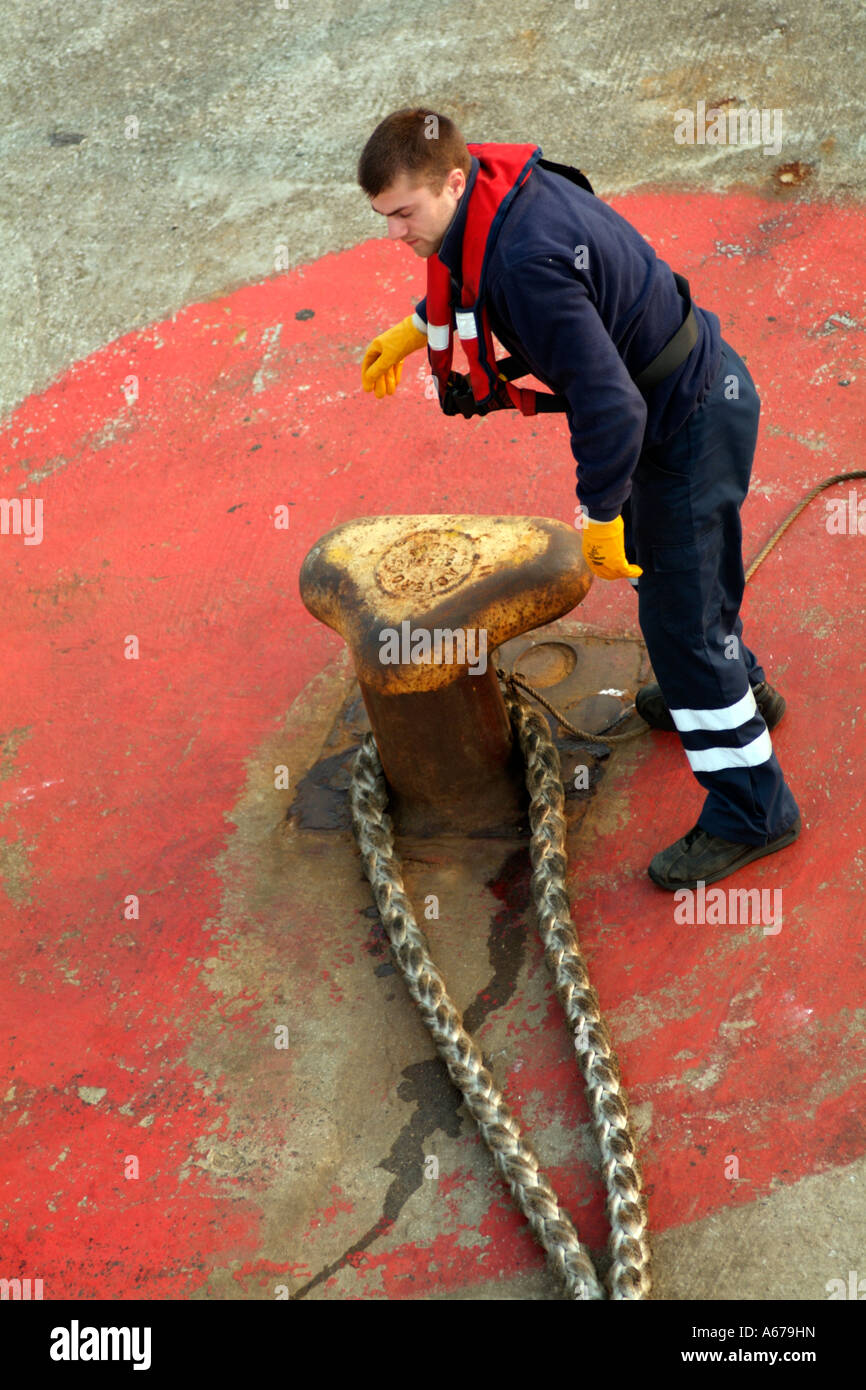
[
  {"x1": 362, "y1": 315, "x2": 427, "y2": 399},
  {"x1": 582, "y1": 515, "x2": 643, "y2": 581}
]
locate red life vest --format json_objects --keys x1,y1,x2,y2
[
  {"x1": 425, "y1": 142, "x2": 697, "y2": 417},
  {"x1": 426, "y1": 142, "x2": 552, "y2": 417}
]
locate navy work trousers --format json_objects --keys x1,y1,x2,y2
[{"x1": 621, "y1": 339, "x2": 800, "y2": 845}]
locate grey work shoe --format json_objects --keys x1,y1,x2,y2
[
  {"x1": 648, "y1": 816, "x2": 802, "y2": 891},
  {"x1": 635, "y1": 679, "x2": 786, "y2": 733}
]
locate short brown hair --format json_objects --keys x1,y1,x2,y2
[{"x1": 357, "y1": 108, "x2": 472, "y2": 197}]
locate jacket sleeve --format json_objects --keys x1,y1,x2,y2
[
  {"x1": 412, "y1": 298, "x2": 428, "y2": 333},
  {"x1": 488, "y1": 254, "x2": 648, "y2": 523}
]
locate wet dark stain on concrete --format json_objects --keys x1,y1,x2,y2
[
  {"x1": 464, "y1": 847, "x2": 532, "y2": 1033},
  {"x1": 289, "y1": 1211, "x2": 396, "y2": 1299},
  {"x1": 381, "y1": 1060, "x2": 467, "y2": 1203},
  {"x1": 290, "y1": 745, "x2": 359, "y2": 830},
  {"x1": 289, "y1": 690, "x2": 370, "y2": 831},
  {"x1": 358, "y1": 903, "x2": 396, "y2": 975},
  {"x1": 290, "y1": 1058, "x2": 464, "y2": 1299}
]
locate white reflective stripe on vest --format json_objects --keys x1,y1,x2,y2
[
  {"x1": 427, "y1": 322, "x2": 450, "y2": 351},
  {"x1": 671, "y1": 687, "x2": 757, "y2": 734},
  {"x1": 455, "y1": 310, "x2": 478, "y2": 340},
  {"x1": 684, "y1": 728, "x2": 774, "y2": 774}
]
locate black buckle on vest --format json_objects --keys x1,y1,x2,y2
[{"x1": 441, "y1": 372, "x2": 506, "y2": 419}]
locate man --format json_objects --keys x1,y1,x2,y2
[{"x1": 356, "y1": 107, "x2": 801, "y2": 890}]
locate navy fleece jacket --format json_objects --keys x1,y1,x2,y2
[{"x1": 414, "y1": 151, "x2": 722, "y2": 523}]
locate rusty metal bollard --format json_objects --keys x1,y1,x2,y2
[{"x1": 299, "y1": 515, "x2": 591, "y2": 833}]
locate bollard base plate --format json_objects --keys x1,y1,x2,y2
[{"x1": 289, "y1": 622, "x2": 651, "y2": 839}]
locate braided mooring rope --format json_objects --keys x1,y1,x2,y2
[{"x1": 349, "y1": 677, "x2": 651, "y2": 1300}]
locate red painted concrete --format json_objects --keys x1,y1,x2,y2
[{"x1": 1, "y1": 191, "x2": 864, "y2": 1298}]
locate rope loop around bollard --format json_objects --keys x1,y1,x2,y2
[{"x1": 349, "y1": 674, "x2": 652, "y2": 1300}]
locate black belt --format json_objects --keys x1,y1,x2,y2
[{"x1": 633, "y1": 273, "x2": 698, "y2": 391}]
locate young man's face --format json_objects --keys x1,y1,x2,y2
[{"x1": 369, "y1": 167, "x2": 466, "y2": 257}]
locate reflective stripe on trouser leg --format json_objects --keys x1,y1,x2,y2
[{"x1": 628, "y1": 340, "x2": 800, "y2": 845}]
